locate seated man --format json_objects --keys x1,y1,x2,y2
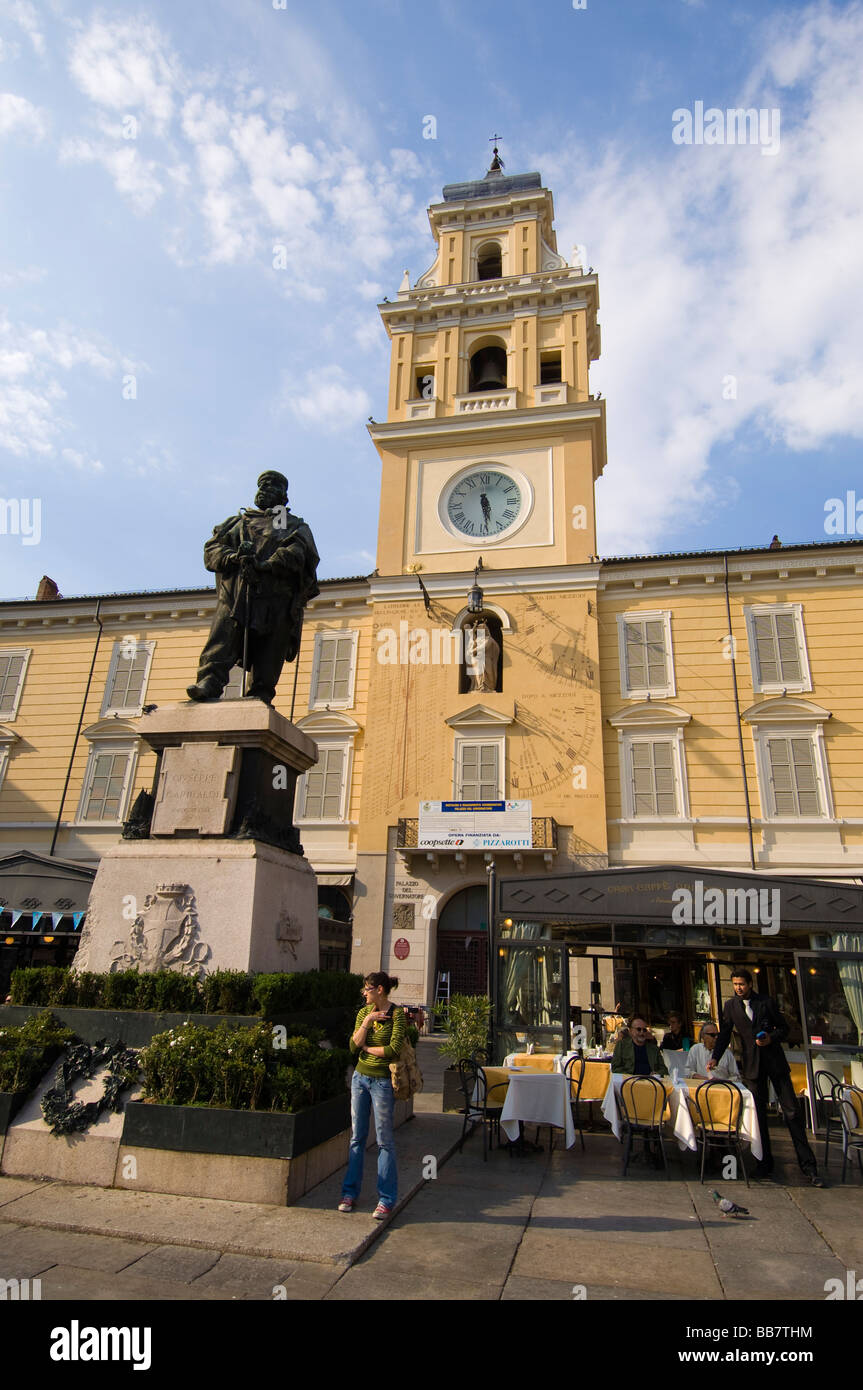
[
  {"x1": 687, "y1": 1023, "x2": 739, "y2": 1079},
  {"x1": 612, "y1": 1016, "x2": 668, "y2": 1076},
  {"x1": 660, "y1": 1011, "x2": 691, "y2": 1051}
]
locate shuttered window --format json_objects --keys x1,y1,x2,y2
[
  {"x1": 458, "y1": 742, "x2": 500, "y2": 800},
  {"x1": 766, "y1": 736, "x2": 821, "y2": 816},
  {"x1": 752, "y1": 612, "x2": 803, "y2": 686},
  {"x1": 619, "y1": 614, "x2": 673, "y2": 696},
  {"x1": 80, "y1": 749, "x2": 135, "y2": 822},
  {"x1": 312, "y1": 633, "x2": 356, "y2": 707},
  {"x1": 102, "y1": 641, "x2": 154, "y2": 715},
  {"x1": 0, "y1": 649, "x2": 30, "y2": 718},
  {"x1": 630, "y1": 739, "x2": 678, "y2": 816},
  {"x1": 300, "y1": 747, "x2": 346, "y2": 820}
]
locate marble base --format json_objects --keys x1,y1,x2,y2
[{"x1": 74, "y1": 838, "x2": 319, "y2": 976}]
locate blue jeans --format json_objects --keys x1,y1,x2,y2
[{"x1": 342, "y1": 1070, "x2": 397, "y2": 1207}]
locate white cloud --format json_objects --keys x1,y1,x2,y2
[
  {"x1": 0, "y1": 315, "x2": 133, "y2": 459},
  {"x1": 59, "y1": 135, "x2": 164, "y2": 213},
  {"x1": 1, "y1": 0, "x2": 45, "y2": 57},
  {"x1": 282, "y1": 365, "x2": 371, "y2": 433},
  {"x1": 535, "y1": 3, "x2": 863, "y2": 554},
  {"x1": 67, "y1": 15, "x2": 179, "y2": 136},
  {"x1": 0, "y1": 90, "x2": 48, "y2": 138},
  {"x1": 61, "y1": 446, "x2": 103, "y2": 473}
]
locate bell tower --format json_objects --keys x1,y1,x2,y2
[{"x1": 370, "y1": 147, "x2": 607, "y2": 577}]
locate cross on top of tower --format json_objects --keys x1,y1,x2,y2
[{"x1": 487, "y1": 135, "x2": 505, "y2": 175}]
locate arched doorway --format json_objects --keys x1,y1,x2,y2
[{"x1": 435, "y1": 884, "x2": 488, "y2": 997}]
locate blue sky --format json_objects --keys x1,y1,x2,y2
[{"x1": 1, "y1": 0, "x2": 862, "y2": 597}]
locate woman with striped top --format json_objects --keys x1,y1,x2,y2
[{"x1": 339, "y1": 972, "x2": 406, "y2": 1219}]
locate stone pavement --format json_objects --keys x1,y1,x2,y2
[{"x1": 0, "y1": 1039, "x2": 859, "y2": 1302}]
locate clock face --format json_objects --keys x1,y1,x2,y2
[{"x1": 443, "y1": 468, "x2": 524, "y2": 540}]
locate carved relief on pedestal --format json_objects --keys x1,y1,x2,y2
[
  {"x1": 110, "y1": 883, "x2": 210, "y2": 976},
  {"x1": 275, "y1": 908, "x2": 304, "y2": 959}
]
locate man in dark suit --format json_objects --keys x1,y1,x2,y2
[{"x1": 709, "y1": 967, "x2": 823, "y2": 1185}]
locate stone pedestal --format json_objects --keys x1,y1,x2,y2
[{"x1": 75, "y1": 701, "x2": 320, "y2": 977}]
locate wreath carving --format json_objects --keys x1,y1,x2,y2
[{"x1": 41, "y1": 1040, "x2": 140, "y2": 1136}]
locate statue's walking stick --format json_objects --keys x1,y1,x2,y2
[{"x1": 239, "y1": 511, "x2": 252, "y2": 698}]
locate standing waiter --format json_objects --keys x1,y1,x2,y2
[{"x1": 709, "y1": 967, "x2": 824, "y2": 1186}]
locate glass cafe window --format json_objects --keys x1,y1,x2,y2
[
  {"x1": 495, "y1": 924, "x2": 562, "y2": 1059},
  {"x1": 799, "y1": 954, "x2": 862, "y2": 1048}
]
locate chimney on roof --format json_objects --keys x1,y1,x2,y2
[{"x1": 36, "y1": 576, "x2": 61, "y2": 601}]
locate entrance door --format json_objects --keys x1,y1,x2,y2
[
  {"x1": 435, "y1": 885, "x2": 489, "y2": 997},
  {"x1": 436, "y1": 932, "x2": 488, "y2": 996}
]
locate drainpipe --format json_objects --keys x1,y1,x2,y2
[
  {"x1": 723, "y1": 555, "x2": 756, "y2": 871},
  {"x1": 50, "y1": 599, "x2": 103, "y2": 857}
]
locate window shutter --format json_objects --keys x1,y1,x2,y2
[
  {"x1": 631, "y1": 739, "x2": 677, "y2": 816},
  {"x1": 767, "y1": 736, "x2": 820, "y2": 815},
  {"x1": 108, "y1": 643, "x2": 151, "y2": 711},
  {"x1": 302, "y1": 748, "x2": 345, "y2": 819},
  {"x1": 774, "y1": 613, "x2": 802, "y2": 683},
  {"x1": 314, "y1": 635, "x2": 354, "y2": 704},
  {"x1": 459, "y1": 742, "x2": 499, "y2": 800},
  {"x1": 752, "y1": 614, "x2": 778, "y2": 685},
  {"x1": 624, "y1": 620, "x2": 668, "y2": 693},
  {"x1": 83, "y1": 751, "x2": 130, "y2": 821},
  {"x1": 0, "y1": 651, "x2": 27, "y2": 717}
]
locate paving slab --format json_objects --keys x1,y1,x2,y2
[
  {"x1": 33, "y1": 1262, "x2": 228, "y2": 1301},
  {"x1": 190, "y1": 1251, "x2": 301, "y2": 1297},
  {"x1": 712, "y1": 1247, "x2": 848, "y2": 1300},
  {"x1": 325, "y1": 1263, "x2": 502, "y2": 1301},
  {"x1": 511, "y1": 1229, "x2": 724, "y2": 1297},
  {"x1": 120, "y1": 1244, "x2": 222, "y2": 1282},
  {"x1": 0, "y1": 1176, "x2": 53, "y2": 1208},
  {"x1": 367, "y1": 1224, "x2": 519, "y2": 1281},
  {"x1": 0, "y1": 1224, "x2": 157, "y2": 1276}
]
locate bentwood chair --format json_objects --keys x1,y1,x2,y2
[
  {"x1": 836, "y1": 1084, "x2": 863, "y2": 1184},
  {"x1": 563, "y1": 1055, "x2": 587, "y2": 1151},
  {"x1": 456, "y1": 1058, "x2": 507, "y2": 1161},
  {"x1": 814, "y1": 1069, "x2": 843, "y2": 1170},
  {"x1": 690, "y1": 1080, "x2": 750, "y2": 1188},
  {"x1": 618, "y1": 1076, "x2": 670, "y2": 1179}
]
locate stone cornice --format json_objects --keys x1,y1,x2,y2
[
  {"x1": 598, "y1": 547, "x2": 863, "y2": 595},
  {"x1": 368, "y1": 564, "x2": 602, "y2": 604},
  {"x1": 367, "y1": 400, "x2": 605, "y2": 449}
]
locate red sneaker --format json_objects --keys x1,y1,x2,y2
[
  {"x1": 372, "y1": 1202, "x2": 393, "y2": 1220},
  {"x1": 338, "y1": 1197, "x2": 356, "y2": 1212}
]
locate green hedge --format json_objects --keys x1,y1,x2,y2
[
  {"x1": 138, "y1": 1020, "x2": 351, "y2": 1112},
  {"x1": 9, "y1": 967, "x2": 364, "y2": 1017},
  {"x1": 0, "y1": 1011, "x2": 75, "y2": 1095}
]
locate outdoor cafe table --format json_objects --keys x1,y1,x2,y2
[
  {"x1": 480, "y1": 1067, "x2": 577, "y2": 1149},
  {"x1": 601, "y1": 1073, "x2": 763, "y2": 1160}
]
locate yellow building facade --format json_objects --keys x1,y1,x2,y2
[{"x1": 1, "y1": 157, "x2": 861, "y2": 1077}]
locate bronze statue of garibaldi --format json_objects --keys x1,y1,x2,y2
[{"x1": 187, "y1": 471, "x2": 320, "y2": 705}]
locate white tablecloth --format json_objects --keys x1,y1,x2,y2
[
  {"x1": 601, "y1": 1073, "x2": 763, "y2": 1160},
  {"x1": 499, "y1": 1071, "x2": 576, "y2": 1149}
]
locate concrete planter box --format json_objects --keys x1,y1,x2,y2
[
  {"x1": 0, "y1": 1090, "x2": 28, "y2": 1135},
  {"x1": 442, "y1": 1068, "x2": 466, "y2": 1113},
  {"x1": 116, "y1": 1093, "x2": 413, "y2": 1206},
  {"x1": 122, "y1": 1093, "x2": 351, "y2": 1160}
]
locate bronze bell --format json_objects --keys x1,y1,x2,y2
[{"x1": 469, "y1": 346, "x2": 507, "y2": 392}]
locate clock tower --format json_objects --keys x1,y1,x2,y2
[{"x1": 352, "y1": 152, "x2": 610, "y2": 1003}]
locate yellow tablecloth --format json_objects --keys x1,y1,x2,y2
[{"x1": 508, "y1": 1054, "x2": 557, "y2": 1072}]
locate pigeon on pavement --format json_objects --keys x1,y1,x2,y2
[{"x1": 711, "y1": 1190, "x2": 750, "y2": 1217}]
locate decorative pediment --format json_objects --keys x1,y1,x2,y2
[
  {"x1": 296, "y1": 711, "x2": 361, "y2": 736},
  {"x1": 451, "y1": 603, "x2": 513, "y2": 633},
  {"x1": 608, "y1": 702, "x2": 692, "y2": 729},
  {"x1": 82, "y1": 719, "x2": 138, "y2": 741},
  {"x1": 445, "y1": 702, "x2": 514, "y2": 729},
  {"x1": 741, "y1": 696, "x2": 832, "y2": 724},
  {"x1": 0, "y1": 723, "x2": 20, "y2": 748}
]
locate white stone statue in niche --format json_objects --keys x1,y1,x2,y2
[{"x1": 464, "y1": 617, "x2": 500, "y2": 693}]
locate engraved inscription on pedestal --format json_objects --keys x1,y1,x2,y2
[{"x1": 151, "y1": 742, "x2": 239, "y2": 836}]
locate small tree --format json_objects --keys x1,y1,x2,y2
[{"x1": 438, "y1": 994, "x2": 490, "y2": 1067}]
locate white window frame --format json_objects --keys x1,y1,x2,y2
[
  {"x1": 617, "y1": 611, "x2": 675, "y2": 699},
  {"x1": 744, "y1": 604, "x2": 812, "y2": 694},
  {"x1": 453, "y1": 734, "x2": 505, "y2": 800},
  {"x1": 295, "y1": 739, "x2": 353, "y2": 824},
  {"x1": 619, "y1": 728, "x2": 690, "y2": 821},
  {"x1": 0, "y1": 648, "x2": 31, "y2": 721},
  {"x1": 75, "y1": 738, "x2": 139, "y2": 825},
  {"x1": 751, "y1": 723, "x2": 834, "y2": 821},
  {"x1": 0, "y1": 725, "x2": 19, "y2": 793},
  {"x1": 309, "y1": 630, "x2": 358, "y2": 711},
  {"x1": 100, "y1": 639, "x2": 155, "y2": 717}
]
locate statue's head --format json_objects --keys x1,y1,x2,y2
[{"x1": 255, "y1": 471, "x2": 289, "y2": 510}]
